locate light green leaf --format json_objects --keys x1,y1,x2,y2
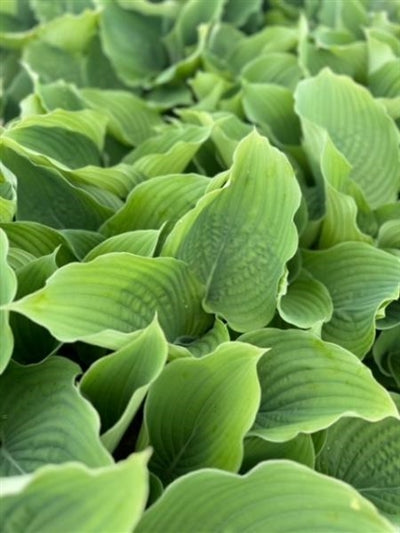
[
  {"x1": 303, "y1": 242, "x2": 400, "y2": 357},
  {"x1": 242, "y1": 82, "x2": 301, "y2": 145},
  {"x1": 278, "y1": 268, "x2": 333, "y2": 329},
  {"x1": 66, "y1": 164, "x2": 143, "y2": 200},
  {"x1": 36, "y1": 9, "x2": 98, "y2": 53},
  {"x1": 0, "y1": 221, "x2": 74, "y2": 264},
  {"x1": 241, "y1": 52, "x2": 303, "y2": 90},
  {"x1": 378, "y1": 220, "x2": 400, "y2": 250},
  {"x1": 30, "y1": 0, "x2": 94, "y2": 22},
  {"x1": 0, "y1": 451, "x2": 150, "y2": 533},
  {"x1": 84, "y1": 229, "x2": 160, "y2": 261},
  {"x1": 98, "y1": 0, "x2": 167, "y2": 86},
  {"x1": 241, "y1": 434, "x2": 315, "y2": 472},
  {"x1": 144, "y1": 341, "x2": 264, "y2": 484},
  {"x1": 316, "y1": 407, "x2": 400, "y2": 525},
  {"x1": 163, "y1": 130, "x2": 301, "y2": 332},
  {"x1": 0, "y1": 357, "x2": 112, "y2": 475},
  {"x1": 80, "y1": 88, "x2": 163, "y2": 146},
  {"x1": 81, "y1": 318, "x2": 167, "y2": 452},
  {"x1": 238, "y1": 328, "x2": 398, "y2": 442},
  {"x1": 228, "y1": 26, "x2": 298, "y2": 73},
  {"x1": 101, "y1": 173, "x2": 209, "y2": 237},
  {"x1": 7, "y1": 253, "x2": 212, "y2": 344},
  {"x1": 295, "y1": 68, "x2": 400, "y2": 208},
  {"x1": 136, "y1": 460, "x2": 395, "y2": 533},
  {"x1": 2, "y1": 108, "x2": 107, "y2": 165},
  {"x1": 0, "y1": 229, "x2": 17, "y2": 374},
  {"x1": 123, "y1": 124, "x2": 211, "y2": 178},
  {"x1": 6, "y1": 248, "x2": 36, "y2": 271}
]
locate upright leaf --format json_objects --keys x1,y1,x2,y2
[
  {"x1": 0, "y1": 229, "x2": 17, "y2": 373},
  {"x1": 163, "y1": 130, "x2": 301, "y2": 332},
  {"x1": 144, "y1": 341, "x2": 264, "y2": 484}
]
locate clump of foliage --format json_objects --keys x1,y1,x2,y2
[{"x1": 1, "y1": 0, "x2": 400, "y2": 531}]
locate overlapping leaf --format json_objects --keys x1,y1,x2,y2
[
  {"x1": 163, "y1": 130, "x2": 301, "y2": 332},
  {"x1": 7, "y1": 253, "x2": 212, "y2": 345},
  {"x1": 136, "y1": 460, "x2": 395, "y2": 533},
  {"x1": 144, "y1": 341, "x2": 264, "y2": 484},
  {"x1": 0, "y1": 357, "x2": 111, "y2": 475},
  {"x1": 239, "y1": 329, "x2": 398, "y2": 441},
  {"x1": 0, "y1": 451, "x2": 150, "y2": 533}
]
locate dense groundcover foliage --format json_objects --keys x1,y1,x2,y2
[{"x1": 1, "y1": 0, "x2": 400, "y2": 531}]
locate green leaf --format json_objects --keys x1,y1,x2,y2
[
  {"x1": 123, "y1": 124, "x2": 211, "y2": 178},
  {"x1": 10, "y1": 251, "x2": 59, "y2": 365},
  {"x1": 295, "y1": 68, "x2": 400, "y2": 208},
  {"x1": 175, "y1": 318, "x2": 230, "y2": 357},
  {"x1": 238, "y1": 328, "x2": 398, "y2": 442},
  {"x1": 8, "y1": 253, "x2": 212, "y2": 345},
  {"x1": 84, "y1": 229, "x2": 160, "y2": 261},
  {"x1": 135, "y1": 460, "x2": 395, "y2": 533},
  {"x1": 316, "y1": 407, "x2": 400, "y2": 525},
  {"x1": 241, "y1": 434, "x2": 315, "y2": 472},
  {"x1": 66, "y1": 164, "x2": 143, "y2": 200},
  {"x1": 98, "y1": 0, "x2": 167, "y2": 87},
  {"x1": 2, "y1": 109, "x2": 107, "y2": 169},
  {"x1": 101, "y1": 173, "x2": 209, "y2": 237},
  {"x1": 303, "y1": 242, "x2": 400, "y2": 357},
  {"x1": 242, "y1": 82, "x2": 301, "y2": 145},
  {"x1": 0, "y1": 451, "x2": 150, "y2": 533},
  {"x1": 80, "y1": 88, "x2": 163, "y2": 146},
  {"x1": 80, "y1": 318, "x2": 167, "y2": 452},
  {"x1": 0, "y1": 147, "x2": 113, "y2": 230},
  {"x1": 241, "y1": 52, "x2": 303, "y2": 90},
  {"x1": 163, "y1": 0, "x2": 225, "y2": 61},
  {"x1": 373, "y1": 326, "x2": 400, "y2": 387},
  {"x1": 163, "y1": 130, "x2": 301, "y2": 332},
  {"x1": 144, "y1": 341, "x2": 264, "y2": 484},
  {"x1": 0, "y1": 229, "x2": 17, "y2": 374},
  {"x1": 0, "y1": 221, "x2": 74, "y2": 264},
  {"x1": 278, "y1": 268, "x2": 333, "y2": 329},
  {"x1": 60, "y1": 229, "x2": 104, "y2": 261},
  {"x1": 0, "y1": 357, "x2": 112, "y2": 475}
]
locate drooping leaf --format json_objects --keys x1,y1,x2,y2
[
  {"x1": 0, "y1": 357, "x2": 112, "y2": 475},
  {"x1": 84, "y1": 229, "x2": 160, "y2": 261},
  {"x1": 0, "y1": 451, "x2": 150, "y2": 533},
  {"x1": 101, "y1": 173, "x2": 209, "y2": 237},
  {"x1": 7, "y1": 253, "x2": 212, "y2": 345},
  {"x1": 303, "y1": 242, "x2": 400, "y2": 357},
  {"x1": 136, "y1": 460, "x2": 395, "y2": 533},
  {"x1": 238, "y1": 328, "x2": 398, "y2": 442}
]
